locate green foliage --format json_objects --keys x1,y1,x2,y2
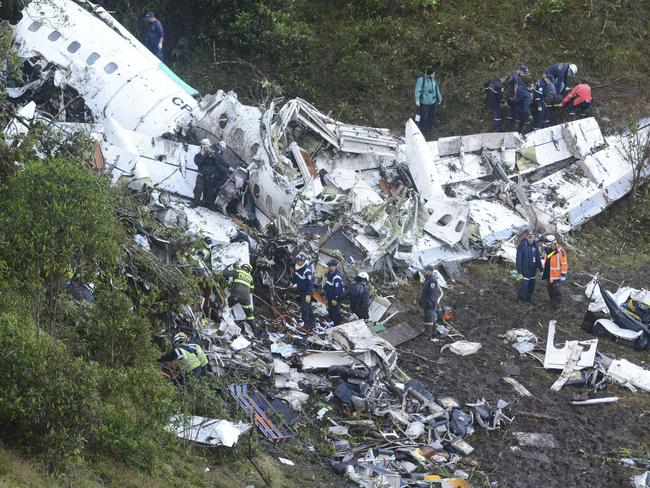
[
  {"x1": 0, "y1": 303, "x2": 177, "y2": 469},
  {"x1": 531, "y1": 0, "x2": 565, "y2": 27},
  {"x1": 0, "y1": 311, "x2": 102, "y2": 465},
  {"x1": 91, "y1": 364, "x2": 177, "y2": 470},
  {"x1": 61, "y1": 284, "x2": 157, "y2": 367},
  {"x1": 0, "y1": 158, "x2": 121, "y2": 300},
  {"x1": 401, "y1": 0, "x2": 439, "y2": 12}
]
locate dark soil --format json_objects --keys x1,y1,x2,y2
[{"x1": 395, "y1": 194, "x2": 650, "y2": 488}]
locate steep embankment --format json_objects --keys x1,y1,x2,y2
[{"x1": 104, "y1": 0, "x2": 650, "y2": 135}]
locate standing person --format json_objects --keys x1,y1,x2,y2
[
  {"x1": 224, "y1": 262, "x2": 255, "y2": 330},
  {"x1": 544, "y1": 63, "x2": 577, "y2": 94},
  {"x1": 323, "y1": 259, "x2": 344, "y2": 325},
  {"x1": 143, "y1": 11, "x2": 164, "y2": 60},
  {"x1": 506, "y1": 65, "x2": 529, "y2": 129},
  {"x1": 293, "y1": 252, "x2": 315, "y2": 330},
  {"x1": 485, "y1": 73, "x2": 506, "y2": 132},
  {"x1": 348, "y1": 272, "x2": 370, "y2": 320},
  {"x1": 193, "y1": 139, "x2": 232, "y2": 208},
  {"x1": 516, "y1": 81, "x2": 534, "y2": 133},
  {"x1": 419, "y1": 264, "x2": 440, "y2": 338},
  {"x1": 414, "y1": 67, "x2": 443, "y2": 138},
  {"x1": 515, "y1": 231, "x2": 543, "y2": 303},
  {"x1": 541, "y1": 235, "x2": 568, "y2": 310},
  {"x1": 533, "y1": 74, "x2": 556, "y2": 129},
  {"x1": 562, "y1": 80, "x2": 592, "y2": 119}
]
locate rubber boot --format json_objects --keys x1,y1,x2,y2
[{"x1": 423, "y1": 321, "x2": 434, "y2": 338}]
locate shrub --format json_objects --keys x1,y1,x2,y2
[{"x1": 0, "y1": 312, "x2": 102, "y2": 465}]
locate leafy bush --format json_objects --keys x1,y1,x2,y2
[
  {"x1": 0, "y1": 158, "x2": 121, "y2": 326},
  {"x1": 0, "y1": 311, "x2": 102, "y2": 465}
]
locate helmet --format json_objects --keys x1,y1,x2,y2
[
  {"x1": 520, "y1": 65, "x2": 529, "y2": 75},
  {"x1": 294, "y1": 252, "x2": 308, "y2": 263},
  {"x1": 200, "y1": 138, "x2": 211, "y2": 148},
  {"x1": 173, "y1": 332, "x2": 188, "y2": 344},
  {"x1": 241, "y1": 263, "x2": 252, "y2": 272},
  {"x1": 569, "y1": 64, "x2": 578, "y2": 75},
  {"x1": 424, "y1": 264, "x2": 435, "y2": 272},
  {"x1": 327, "y1": 258, "x2": 338, "y2": 267},
  {"x1": 358, "y1": 272, "x2": 370, "y2": 281},
  {"x1": 543, "y1": 234, "x2": 557, "y2": 244}
]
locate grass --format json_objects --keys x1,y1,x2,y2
[{"x1": 158, "y1": 0, "x2": 650, "y2": 137}]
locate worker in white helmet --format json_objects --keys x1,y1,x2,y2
[{"x1": 192, "y1": 138, "x2": 232, "y2": 208}]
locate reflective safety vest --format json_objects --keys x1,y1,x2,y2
[
  {"x1": 187, "y1": 343, "x2": 208, "y2": 367},
  {"x1": 175, "y1": 346, "x2": 201, "y2": 372},
  {"x1": 233, "y1": 268, "x2": 254, "y2": 290},
  {"x1": 542, "y1": 247, "x2": 568, "y2": 282}
]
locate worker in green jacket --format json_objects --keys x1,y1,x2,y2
[
  {"x1": 414, "y1": 67, "x2": 443, "y2": 138},
  {"x1": 224, "y1": 262, "x2": 256, "y2": 330}
]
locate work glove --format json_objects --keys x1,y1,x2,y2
[
  {"x1": 415, "y1": 103, "x2": 420, "y2": 109},
  {"x1": 305, "y1": 295, "x2": 312, "y2": 304},
  {"x1": 560, "y1": 274, "x2": 567, "y2": 283},
  {"x1": 157, "y1": 42, "x2": 163, "y2": 50},
  {"x1": 331, "y1": 299, "x2": 337, "y2": 306},
  {"x1": 537, "y1": 106, "x2": 543, "y2": 112}
]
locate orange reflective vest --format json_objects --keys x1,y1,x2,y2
[{"x1": 542, "y1": 247, "x2": 568, "y2": 282}]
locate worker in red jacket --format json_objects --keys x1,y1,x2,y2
[{"x1": 562, "y1": 79, "x2": 592, "y2": 119}]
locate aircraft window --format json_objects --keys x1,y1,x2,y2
[
  {"x1": 104, "y1": 62, "x2": 118, "y2": 74},
  {"x1": 28, "y1": 21, "x2": 43, "y2": 32},
  {"x1": 67, "y1": 41, "x2": 81, "y2": 53},
  {"x1": 48, "y1": 31, "x2": 62, "y2": 41},
  {"x1": 86, "y1": 52, "x2": 100, "y2": 65}
]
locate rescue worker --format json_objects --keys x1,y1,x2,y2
[
  {"x1": 533, "y1": 74, "x2": 556, "y2": 129},
  {"x1": 293, "y1": 252, "x2": 315, "y2": 329},
  {"x1": 348, "y1": 272, "x2": 370, "y2": 320},
  {"x1": 158, "y1": 332, "x2": 202, "y2": 377},
  {"x1": 544, "y1": 63, "x2": 577, "y2": 94},
  {"x1": 419, "y1": 264, "x2": 440, "y2": 338},
  {"x1": 562, "y1": 79, "x2": 592, "y2": 119},
  {"x1": 516, "y1": 81, "x2": 534, "y2": 133},
  {"x1": 414, "y1": 67, "x2": 443, "y2": 138},
  {"x1": 485, "y1": 73, "x2": 506, "y2": 132},
  {"x1": 515, "y1": 231, "x2": 543, "y2": 303},
  {"x1": 186, "y1": 338, "x2": 209, "y2": 377},
  {"x1": 224, "y1": 262, "x2": 255, "y2": 330},
  {"x1": 506, "y1": 65, "x2": 529, "y2": 129},
  {"x1": 193, "y1": 138, "x2": 232, "y2": 208},
  {"x1": 143, "y1": 11, "x2": 164, "y2": 60},
  {"x1": 541, "y1": 234, "x2": 568, "y2": 310},
  {"x1": 323, "y1": 259, "x2": 344, "y2": 325}
]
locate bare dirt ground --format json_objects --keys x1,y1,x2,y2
[{"x1": 395, "y1": 194, "x2": 650, "y2": 488}]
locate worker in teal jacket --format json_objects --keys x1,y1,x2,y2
[{"x1": 414, "y1": 67, "x2": 443, "y2": 138}]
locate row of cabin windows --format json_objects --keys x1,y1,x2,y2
[{"x1": 28, "y1": 20, "x2": 118, "y2": 74}]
